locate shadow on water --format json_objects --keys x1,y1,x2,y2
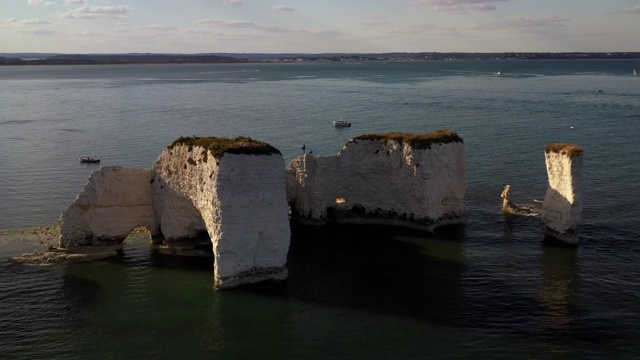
[{"x1": 281, "y1": 223, "x2": 468, "y2": 326}]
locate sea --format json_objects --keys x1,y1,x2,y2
[{"x1": 0, "y1": 60, "x2": 639, "y2": 359}]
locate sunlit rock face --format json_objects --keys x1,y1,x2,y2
[
  {"x1": 59, "y1": 137, "x2": 291, "y2": 290},
  {"x1": 59, "y1": 166, "x2": 157, "y2": 247},
  {"x1": 542, "y1": 143, "x2": 584, "y2": 245},
  {"x1": 152, "y1": 140, "x2": 290, "y2": 289},
  {"x1": 286, "y1": 130, "x2": 467, "y2": 232}
]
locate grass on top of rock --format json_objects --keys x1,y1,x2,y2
[
  {"x1": 545, "y1": 143, "x2": 583, "y2": 158},
  {"x1": 354, "y1": 129, "x2": 463, "y2": 149},
  {"x1": 168, "y1": 136, "x2": 281, "y2": 158}
]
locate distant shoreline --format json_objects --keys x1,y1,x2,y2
[{"x1": 2, "y1": 52, "x2": 640, "y2": 66}]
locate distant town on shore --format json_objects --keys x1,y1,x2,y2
[{"x1": 1, "y1": 52, "x2": 640, "y2": 65}]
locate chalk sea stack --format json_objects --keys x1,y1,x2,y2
[
  {"x1": 152, "y1": 136, "x2": 290, "y2": 289},
  {"x1": 542, "y1": 143, "x2": 584, "y2": 245},
  {"x1": 286, "y1": 130, "x2": 467, "y2": 231},
  {"x1": 59, "y1": 136, "x2": 291, "y2": 290}
]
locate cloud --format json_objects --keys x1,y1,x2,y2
[
  {"x1": 470, "y1": 16, "x2": 568, "y2": 32},
  {"x1": 223, "y1": 0, "x2": 242, "y2": 5},
  {"x1": 28, "y1": 0, "x2": 56, "y2": 6},
  {"x1": 196, "y1": 18, "x2": 341, "y2": 37},
  {"x1": 21, "y1": 28, "x2": 55, "y2": 35},
  {"x1": 272, "y1": 5, "x2": 294, "y2": 12},
  {"x1": 363, "y1": 14, "x2": 387, "y2": 26},
  {"x1": 414, "y1": 0, "x2": 507, "y2": 12},
  {"x1": 60, "y1": 5, "x2": 134, "y2": 19},
  {"x1": 140, "y1": 25, "x2": 179, "y2": 31},
  {"x1": 622, "y1": 5, "x2": 640, "y2": 14},
  {"x1": 64, "y1": 0, "x2": 88, "y2": 4},
  {"x1": 21, "y1": 18, "x2": 53, "y2": 24}
]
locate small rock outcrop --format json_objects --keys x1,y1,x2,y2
[
  {"x1": 500, "y1": 184, "x2": 540, "y2": 217},
  {"x1": 542, "y1": 143, "x2": 584, "y2": 245},
  {"x1": 59, "y1": 166, "x2": 157, "y2": 248},
  {"x1": 286, "y1": 130, "x2": 467, "y2": 231}
]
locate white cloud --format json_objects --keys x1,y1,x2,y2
[
  {"x1": 140, "y1": 25, "x2": 179, "y2": 31},
  {"x1": 21, "y1": 28, "x2": 55, "y2": 35},
  {"x1": 65, "y1": 0, "x2": 88, "y2": 4},
  {"x1": 414, "y1": 0, "x2": 507, "y2": 12},
  {"x1": 28, "y1": 0, "x2": 56, "y2": 6},
  {"x1": 272, "y1": 5, "x2": 294, "y2": 12},
  {"x1": 60, "y1": 5, "x2": 134, "y2": 19},
  {"x1": 223, "y1": 0, "x2": 242, "y2": 5},
  {"x1": 622, "y1": 5, "x2": 640, "y2": 14},
  {"x1": 21, "y1": 18, "x2": 53, "y2": 24}
]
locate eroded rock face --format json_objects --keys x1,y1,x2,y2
[
  {"x1": 152, "y1": 145, "x2": 290, "y2": 289},
  {"x1": 59, "y1": 166, "x2": 157, "y2": 247},
  {"x1": 286, "y1": 133, "x2": 467, "y2": 231},
  {"x1": 542, "y1": 144, "x2": 584, "y2": 245}
]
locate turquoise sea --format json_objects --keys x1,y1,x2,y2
[{"x1": 0, "y1": 60, "x2": 639, "y2": 359}]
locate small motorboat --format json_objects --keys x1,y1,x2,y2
[
  {"x1": 333, "y1": 119, "x2": 351, "y2": 127},
  {"x1": 80, "y1": 156, "x2": 100, "y2": 163}
]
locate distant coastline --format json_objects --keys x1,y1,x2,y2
[{"x1": 1, "y1": 52, "x2": 640, "y2": 66}]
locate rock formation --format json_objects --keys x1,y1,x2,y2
[
  {"x1": 59, "y1": 166, "x2": 157, "y2": 248},
  {"x1": 286, "y1": 130, "x2": 467, "y2": 231},
  {"x1": 500, "y1": 184, "x2": 541, "y2": 217},
  {"x1": 58, "y1": 137, "x2": 291, "y2": 290},
  {"x1": 152, "y1": 137, "x2": 290, "y2": 289},
  {"x1": 541, "y1": 143, "x2": 584, "y2": 245}
]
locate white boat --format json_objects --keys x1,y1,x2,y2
[
  {"x1": 333, "y1": 119, "x2": 351, "y2": 127},
  {"x1": 80, "y1": 156, "x2": 100, "y2": 163},
  {"x1": 496, "y1": 70, "x2": 502, "y2": 75},
  {"x1": 634, "y1": 68, "x2": 638, "y2": 76}
]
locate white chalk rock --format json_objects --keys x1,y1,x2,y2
[
  {"x1": 152, "y1": 141, "x2": 290, "y2": 289},
  {"x1": 542, "y1": 144, "x2": 584, "y2": 244},
  {"x1": 59, "y1": 166, "x2": 156, "y2": 247},
  {"x1": 286, "y1": 131, "x2": 467, "y2": 231}
]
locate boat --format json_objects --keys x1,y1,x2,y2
[
  {"x1": 496, "y1": 70, "x2": 502, "y2": 75},
  {"x1": 80, "y1": 156, "x2": 100, "y2": 163},
  {"x1": 333, "y1": 119, "x2": 351, "y2": 127},
  {"x1": 634, "y1": 68, "x2": 637, "y2": 76}
]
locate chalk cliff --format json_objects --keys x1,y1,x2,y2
[
  {"x1": 286, "y1": 130, "x2": 467, "y2": 231},
  {"x1": 59, "y1": 166, "x2": 157, "y2": 248},
  {"x1": 151, "y1": 137, "x2": 291, "y2": 289},
  {"x1": 542, "y1": 143, "x2": 584, "y2": 244}
]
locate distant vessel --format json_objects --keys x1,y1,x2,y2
[
  {"x1": 634, "y1": 68, "x2": 637, "y2": 76},
  {"x1": 333, "y1": 119, "x2": 351, "y2": 127},
  {"x1": 496, "y1": 70, "x2": 502, "y2": 75},
  {"x1": 80, "y1": 156, "x2": 100, "y2": 163}
]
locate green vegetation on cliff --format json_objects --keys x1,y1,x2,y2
[
  {"x1": 168, "y1": 136, "x2": 281, "y2": 158},
  {"x1": 354, "y1": 129, "x2": 463, "y2": 149},
  {"x1": 545, "y1": 143, "x2": 583, "y2": 158}
]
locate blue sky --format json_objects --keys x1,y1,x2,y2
[{"x1": 1, "y1": 0, "x2": 640, "y2": 53}]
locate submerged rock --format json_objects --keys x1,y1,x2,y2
[{"x1": 10, "y1": 245, "x2": 120, "y2": 265}]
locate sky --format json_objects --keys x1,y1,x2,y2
[{"x1": 1, "y1": 0, "x2": 640, "y2": 54}]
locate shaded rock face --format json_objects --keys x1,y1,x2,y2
[
  {"x1": 286, "y1": 137, "x2": 466, "y2": 231},
  {"x1": 59, "y1": 166, "x2": 157, "y2": 247},
  {"x1": 542, "y1": 145, "x2": 584, "y2": 244},
  {"x1": 152, "y1": 145, "x2": 290, "y2": 289}
]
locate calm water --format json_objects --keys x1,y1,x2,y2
[{"x1": 1, "y1": 61, "x2": 639, "y2": 359}]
